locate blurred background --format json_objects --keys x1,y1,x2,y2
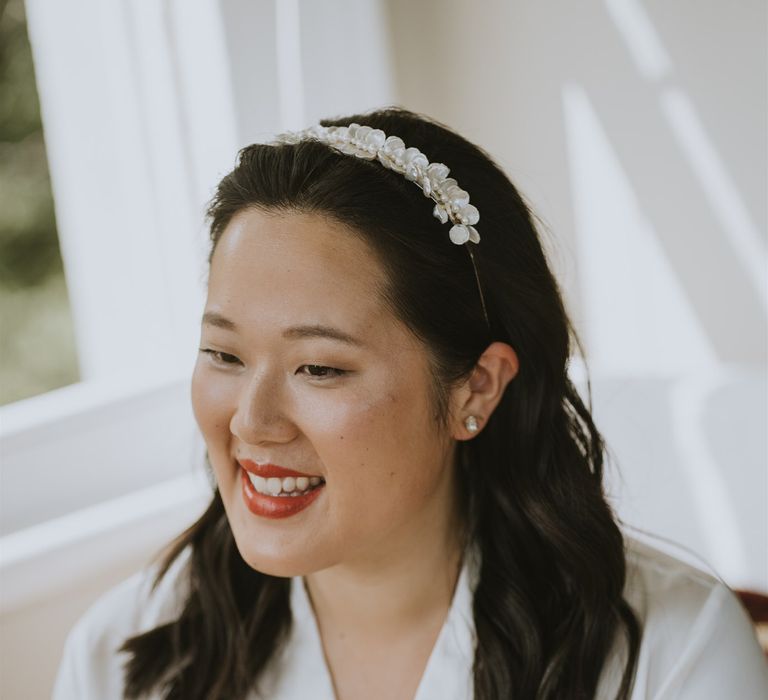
[{"x1": 0, "y1": 0, "x2": 765, "y2": 696}]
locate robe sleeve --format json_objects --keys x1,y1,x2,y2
[
  {"x1": 51, "y1": 571, "x2": 150, "y2": 700},
  {"x1": 652, "y1": 583, "x2": 768, "y2": 699}
]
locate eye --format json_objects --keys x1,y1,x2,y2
[
  {"x1": 296, "y1": 364, "x2": 347, "y2": 380},
  {"x1": 199, "y1": 348, "x2": 241, "y2": 366}
]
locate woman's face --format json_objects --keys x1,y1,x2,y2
[{"x1": 190, "y1": 208, "x2": 461, "y2": 577}]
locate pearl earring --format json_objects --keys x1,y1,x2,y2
[{"x1": 464, "y1": 415, "x2": 479, "y2": 433}]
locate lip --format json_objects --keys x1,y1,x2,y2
[
  {"x1": 238, "y1": 459, "x2": 323, "y2": 480},
  {"x1": 240, "y1": 467, "x2": 325, "y2": 519}
]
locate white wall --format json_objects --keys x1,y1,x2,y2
[{"x1": 387, "y1": 0, "x2": 766, "y2": 363}]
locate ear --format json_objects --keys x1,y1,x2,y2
[{"x1": 449, "y1": 341, "x2": 519, "y2": 440}]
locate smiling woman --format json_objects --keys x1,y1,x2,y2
[
  {"x1": 192, "y1": 209, "x2": 475, "y2": 585},
  {"x1": 52, "y1": 107, "x2": 768, "y2": 700}
]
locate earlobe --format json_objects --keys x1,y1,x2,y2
[{"x1": 453, "y1": 342, "x2": 518, "y2": 440}]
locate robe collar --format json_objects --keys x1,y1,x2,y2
[{"x1": 264, "y1": 543, "x2": 481, "y2": 699}]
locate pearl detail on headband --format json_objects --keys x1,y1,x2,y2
[{"x1": 276, "y1": 123, "x2": 481, "y2": 247}]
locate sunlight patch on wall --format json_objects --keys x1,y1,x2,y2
[
  {"x1": 660, "y1": 88, "x2": 767, "y2": 311},
  {"x1": 561, "y1": 83, "x2": 717, "y2": 374}
]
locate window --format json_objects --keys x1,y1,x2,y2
[{"x1": 0, "y1": 0, "x2": 79, "y2": 405}]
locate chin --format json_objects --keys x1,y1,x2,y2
[{"x1": 232, "y1": 537, "x2": 326, "y2": 578}]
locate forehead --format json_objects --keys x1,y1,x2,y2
[{"x1": 206, "y1": 208, "x2": 395, "y2": 341}]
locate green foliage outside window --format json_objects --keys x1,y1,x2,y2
[{"x1": 0, "y1": 0, "x2": 79, "y2": 405}]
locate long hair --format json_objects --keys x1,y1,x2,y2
[{"x1": 122, "y1": 106, "x2": 641, "y2": 698}]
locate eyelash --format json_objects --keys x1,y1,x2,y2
[{"x1": 199, "y1": 349, "x2": 348, "y2": 379}]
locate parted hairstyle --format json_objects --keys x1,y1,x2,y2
[{"x1": 121, "y1": 106, "x2": 641, "y2": 699}]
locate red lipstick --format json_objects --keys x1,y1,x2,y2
[
  {"x1": 238, "y1": 460, "x2": 325, "y2": 519},
  {"x1": 238, "y1": 459, "x2": 321, "y2": 479}
]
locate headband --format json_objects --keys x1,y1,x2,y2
[{"x1": 275, "y1": 123, "x2": 490, "y2": 328}]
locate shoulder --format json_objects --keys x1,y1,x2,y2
[
  {"x1": 599, "y1": 534, "x2": 768, "y2": 699},
  {"x1": 623, "y1": 535, "x2": 726, "y2": 624},
  {"x1": 52, "y1": 549, "x2": 191, "y2": 700}
]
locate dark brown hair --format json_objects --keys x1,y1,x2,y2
[{"x1": 121, "y1": 106, "x2": 641, "y2": 698}]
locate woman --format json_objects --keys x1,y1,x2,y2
[{"x1": 53, "y1": 107, "x2": 768, "y2": 699}]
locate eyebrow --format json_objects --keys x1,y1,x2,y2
[{"x1": 202, "y1": 311, "x2": 365, "y2": 347}]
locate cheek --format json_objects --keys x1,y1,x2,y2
[
  {"x1": 305, "y1": 381, "x2": 444, "y2": 495},
  {"x1": 295, "y1": 383, "x2": 400, "y2": 452}
]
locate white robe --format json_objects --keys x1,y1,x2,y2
[{"x1": 52, "y1": 534, "x2": 768, "y2": 699}]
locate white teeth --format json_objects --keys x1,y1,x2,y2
[{"x1": 247, "y1": 471, "x2": 324, "y2": 497}]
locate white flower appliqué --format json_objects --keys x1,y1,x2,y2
[{"x1": 276, "y1": 123, "x2": 481, "y2": 246}]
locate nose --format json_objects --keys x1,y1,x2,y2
[{"x1": 230, "y1": 368, "x2": 297, "y2": 445}]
